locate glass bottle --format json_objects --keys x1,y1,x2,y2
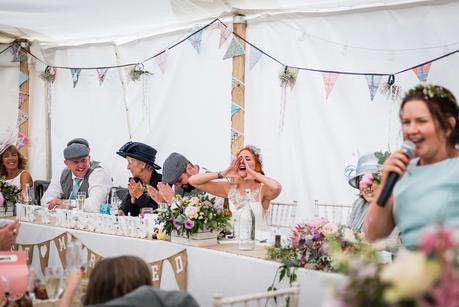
[
  {"x1": 238, "y1": 189, "x2": 255, "y2": 251},
  {"x1": 24, "y1": 183, "x2": 33, "y2": 205}
]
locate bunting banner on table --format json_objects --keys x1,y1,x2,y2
[
  {"x1": 70, "y1": 68, "x2": 82, "y2": 88},
  {"x1": 17, "y1": 244, "x2": 34, "y2": 266},
  {"x1": 413, "y1": 63, "x2": 431, "y2": 82},
  {"x1": 231, "y1": 102, "x2": 242, "y2": 117},
  {"x1": 18, "y1": 91, "x2": 29, "y2": 108},
  {"x1": 249, "y1": 46, "x2": 263, "y2": 70},
  {"x1": 16, "y1": 132, "x2": 29, "y2": 149},
  {"x1": 167, "y1": 249, "x2": 188, "y2": 291},
  {"x1": 38, "y1": 241, "x2": 51, "y2": 275},
  {"x1": 218, "y1": 23, "x2": 231, "y2": 48},
  {"x1": 96, "y1": 68, "x2": 108, "y2": 86},
  {"x1": 19, "y1": 73, "x2": 29, "y2": 87},
  {"x1": 188, "y1": 31, "x2": 203, "y2": 54},
  {"x1": 155, "y1": 52, "x2": 168, "y2": 74},
  {"x1": 365, "y1": 75, "x2": 382, "y2": 101},
  {"x1": 322, "y1": 72, "x2": 339, "y2": 100},
  {"x1": 17, "y1": 110, "x2": 28, "y2": 127},
  {"x1": 86, "y1": 248, "x2": 103, "y2": 277},
  {"x1": 53, "y1": 233, "x2": 69, "y2": 269},
  {"x1": 231, "y1": 128, "x2": 242, "y2": 143},
  {"x1": 150, "y1": 260, "x2": 164, "y2": 288},
  {"x1": 223, "y1": 37, "x2": 245, "y2": 60}
]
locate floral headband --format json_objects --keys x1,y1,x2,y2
[
  {"x1": 245, "y1": 145, "x2": 263, "y2": 165},
  {"x1": 404, "y1": 84, "x2": 457, "y2": 105},
  {"x1": 0, "y1": 129, "x2": 17, "y2": 155}
]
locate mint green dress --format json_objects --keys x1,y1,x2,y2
[{"x1": 393, "y1": 157, "x2": 459, "y2": 249}]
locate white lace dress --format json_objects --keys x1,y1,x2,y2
[{"x1": 228, "y1": 184, "x2": 269, "y2": 238}]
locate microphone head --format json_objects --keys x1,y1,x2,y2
[{"x1": 402, "y1": 140, "x2": 416, "y2": 158}]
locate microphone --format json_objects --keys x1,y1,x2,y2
[{"x1": 376, "y1": 140, "x2": 416, "y2": 207}]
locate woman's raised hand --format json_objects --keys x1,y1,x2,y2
[
  {"x1": 147, "y1": 185, "x2": 165, "y2": 203},
  {"x1": 221, "y1": 157, "x2": 241, "y2": 178},
  {"x1": 241, "y1": 156, "x2": 258, "y2": 180},
  {"x1": 381, "y1": 149, "x2": 410, "y2": 183}
]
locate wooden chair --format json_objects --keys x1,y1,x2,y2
[
  {"x1": 267, "y1": 201, "x2": 298, "y2": 229},
  {"x1": 313, "y1": 200, "x2": 352, "y2": 225},
  {"x1": 213, "y1": 283, "x2": 300, "y2": 307}
]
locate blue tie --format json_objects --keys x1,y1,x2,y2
[{"x1": 70, "y1": 178, "x2": 83, "y2": 199}]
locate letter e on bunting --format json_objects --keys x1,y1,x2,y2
[
  {"x1": 167, "y1": 249, "x2": 188, "y2": 291},
  {"x1": 150, "y1": 260, "x2": 164, "y2": 288}
]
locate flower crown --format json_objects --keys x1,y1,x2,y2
[
  {"x1": 245, "y1": 145, "x2": 263, "y2": 165},
  {"x1": 404, "y1": 84, "x2": 457, "y2": 104}
]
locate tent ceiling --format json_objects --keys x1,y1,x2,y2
[{"x1": 0, "y1": 0, "x2": 443, "y2": 46}]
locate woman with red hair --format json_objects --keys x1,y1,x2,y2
[{"x1": 189, "y1": 145, "x2": 282, "y2": 236}]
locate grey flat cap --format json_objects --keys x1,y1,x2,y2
[
  {"x1": 162, "y1": 152, "x2": 189, "y2": 184},
  {"x1": 67, "y1": 138, "x2": 89, "y2": 148},
  {"x1": 64, "y1": 143, "x2": 89, "y2": 160}
]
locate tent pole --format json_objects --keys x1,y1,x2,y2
[
  {"x1": 231, "y1": 15, "x2": 246, "y2": 156},
  {"x1": 18, "y1": 40, "x2": 30, "y2": 164}
]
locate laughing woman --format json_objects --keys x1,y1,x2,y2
[
  {"x1": 365, "y1": 84, "x2": 459, "y2": 249},
  {"x1": 188, "y1": 145, "x2": 282, "y2": 234},
  {"x1": 0, "y1": 144, "x2": 33, "y2": 200}
]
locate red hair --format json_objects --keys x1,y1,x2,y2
[{"x1": 237, "y1": 146, "x2": 265, "y2": 175}]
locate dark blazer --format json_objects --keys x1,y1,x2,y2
[{"x1": 121, "y1": 172, "x2": 162, "y2": 217}]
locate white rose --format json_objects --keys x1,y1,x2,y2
[{"x1": 342, "y1": 228, "x2": 357, "y2": 244}]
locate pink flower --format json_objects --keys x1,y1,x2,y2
[
  {"x1": 0, "y1": 192, "x2": 4, "y2": 207},
  {"x1": 420, "y1": 226, "x2": 456, "y2": 253},
  {"x1": 184, "y1": 219, "x2": 195, "y2": 230},
  {"x1": 306, "y1": 217, "x2": 329, "y2": 228},
  {"x1": 359, "y1": 173, "x2": 374, "y2": 190},
  {"x1": 184, "y1": 206, "x2": 198, "y2": 219},
  {"x1": 322, "y1": 223, "x2": 338, "y2": 237}
]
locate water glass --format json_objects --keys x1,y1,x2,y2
[
  {"x1": 44, "y1": 267, "x2": 62, "y2": 300},
  {"x1": 76, "y1": 192, "x2": 86, "y2": 211}
]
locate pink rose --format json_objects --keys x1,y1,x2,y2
[
  {"x1": 184, "y1": 206, "x2": 198, "y2": 219},
  {"x1": 322, "y1": 223, "x2": 338, "y2": 237},
  {"x1": 359, "y1": 173, "x2": 374, "y2": 190}
]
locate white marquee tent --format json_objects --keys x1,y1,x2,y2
[{"x1": 1, "y1": 0, "x2": 459, "y2": 220}]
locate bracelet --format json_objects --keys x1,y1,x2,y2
[{"x1": 217, "y1": 172, "x2": 224, "y2": 179}]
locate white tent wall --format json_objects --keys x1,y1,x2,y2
[
  {"x1": 244, "y1": 2, "x2": 459, "y2": 219},
  {"x1": 0, "y1": 45, "x2": 19, "y2": 134}
]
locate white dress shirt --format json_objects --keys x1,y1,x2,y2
[{"x1": 41, "y1": 167, "x2": 112, "y2": 213}]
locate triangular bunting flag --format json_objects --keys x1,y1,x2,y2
[
  {"x1": 17, "y1": 110, "x2": 28, "y2": 127},
  {"x1": 70, "y1": 68, "x2": 82, "y2": 88},
  {"x1": 167, "y1": 249, "x2": 188, "y2": 291},
  {"x1": 365, "y1": 75, "x2": 382, "y2": 101},
  {"x1": 231, "y1": 102, "x2": 242, "y2": 117},
  {"x1": 11, "y1": 45, "x2": 27, "y2": 62},
  {"x1": 18, "y1": 91, "x2": 29, "y2": 108},
  {"x1": 155, "y1": 52, "x2": 168, "y2": 74},
  {"x1": 223, "y1": 38, "x2": 245, "y2": 60},
  {"x1": 413, "y1": 63, "x2": 431, "y2": 82},
  {"x1": 16, "y1": 132, "x2": 29, "y2": 149},
  {"x1": 322, "y1": 72, "x2": 339, "y2": 100},
  {"x1": 53, "y1": 233, "x2": 69, "y2": 268},
  {"x1": 231, "y1": 128, "x2": 242, "y2": 143},
  {"x1": 150, "y1": 260, "x2": 164, "y2": 288},
  {"x1": 218, "y1": 23, "x2": 231, "y2": 48},
  {"x1": 18, "y1": 244, "x2": 34, "y2": 266},
  {"x1": 87, "y1": 248, "x2": 103, "y2": 276},
  {"x1": 249, "y1": 46, "x2": 263, "y2": 70},
  {"x1": 188, "y1": 31, "x2": 203, "y2": 54},
  {"x1": 38, "y1": 241, "x2": 51, "y2": 275},
  {"x1": 19, "y1": 73, "x2": 28, "y2": 87},
  {"x1": 96, "y1": 68, "x2": 108, "y2": 86}
]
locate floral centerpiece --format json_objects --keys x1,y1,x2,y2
[
  {"x1": 0, "y1": 177, "x2": 21, "y2": 214},
  {"x1": 157, "y1": 194, "x2": 231, "y2": 239},
  {"x1": 331, "y1": 226, "x2": 459, "y2": 307}
]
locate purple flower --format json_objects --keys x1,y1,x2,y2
[
  {"x1": 203, "y1": 200, "x2": 212, "y2": 207},
  {"x1": 184, "y1": 219, "x2": 195, "y2": 230},
  {"x1": 214, "y1": 203, "x2": 223, "y2": 210},
  {"x1": 173, "y1": 219, "x2": 182, "y2": 228}
]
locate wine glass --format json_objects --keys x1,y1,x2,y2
[
  {"x1": 76, "y1": 192, "x2": 86, "y2": 211},
  {"x1": 44, "y1": 267, "x2": 62, "y2": 300}
]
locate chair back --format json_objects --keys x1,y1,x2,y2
[
  {"x1": 33, "y1": 180, "x2": 50, "y2": 206},
  {"x1": 213, "y1": 283, "x2": 300, "y2": 307},
  {"x1": 267, "y1": 201, "x2": 298, "y2": 228},
  {"x1": 313, "y1": 200, "x2": 352, "y2": 225}
]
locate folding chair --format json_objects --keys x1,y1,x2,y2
[{"x1": 313, "y1": 200, "x2": 352, "y2": 225}]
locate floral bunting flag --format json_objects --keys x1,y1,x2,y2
[
  {"x1": 365, "y1": 75, "x2": 382, "y2": 101},
  {"x1": 155, "y1": 52, "x2": 168, "y2": 74},
  {"x1": 16, "y1": 132, "x2": 29, "y2": 149},
  {"x1": 413, "y1": 63, "x2": 431, "y2": 82},
  {"x1": 218, "y1": 23, "x2": 231, "y2": 48},
  {"x1": 18, "y1": 91, "x2": 29, "y2": 108},
  {"x1": 322, "y1": 72, "x2": 339, "y2": 100},
  {"x1": 38, "y1": 240, "x2": 51, "y2": 275},
  {"x1": 231, "y1": 102, "x2": 242, "y2": 117},
  {"x1": 96, "y1": 68, "x2": 108, "y2": 86},
  {"x1": 249, "y1": 46, "x2": 263, "y2": 70},
  {"x1": 11, "y1": 45, "x2": 27, "y2": 62},
  {"x1": 18, "y1": 244, "x2": 34, "y2": 266},
  {"x1": 70, "y1": 68, "x2": 82, "y2": 88},
  {"x1": 17, "y1": 110, "x2": 28, "y2": 127},
  {"x1": 19, "y1": 73, "x2": 28, "y2": 87},
  {"x1": 188, "y1": 31, "x2": 203, "y2": 54},
  {"x1": 167, "y1": 249, "x2": 188, "y2": 291},
  {"x1": 231, "y1": 128, "x2": 242, "y2": 143},
  {"x1": 223, "y1": 37, "x2": 245, "y2": 60},
  {"x1": 150, "y1": 260, "x2": 164, "y2": 288}
]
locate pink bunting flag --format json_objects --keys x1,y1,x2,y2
[
  {"x1": 322, "y1": 72, "x2": 339, "y2": 100},
  {"x1": 155, "y1": 52, "x2": 168, "y2": 74},
  {"x1": 16, "y1": 132, "x2": 29, "y2": 149},
  {"x1": 413, "y1": 63, "x2": 431, "y2": 82},
  {"x1": 218, "y1": 23, "x2": 231, "y2": 48},
  {"x1": 18, "y1": 91, "x2": 29, "y2": 108},
  {"x1": 96, "y1": 68, "x2": 108, "y2": 86}
]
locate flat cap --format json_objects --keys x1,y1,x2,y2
[
  {"x1": 162, "y1": 152, "x2": 189, "y2": 185},
  {"x1": 64, "y1": 143, "x2": 89, "y2": 160}
]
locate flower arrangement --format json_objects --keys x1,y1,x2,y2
[
  {"x1": 278, "y1": 66, "x2": 299, "y2": 89},
  {"x1": 0, "y1": 177, "x2": 22, "y2": 213},
  {"x1": 129, "y1": 65, "x2": 152, "y2": 81},
  {"x1": 332, "y1": 226, "x2": 459, "y2": 307},
  {"x1": 157, "y1": 194, "x2": 231, "y2": 238}
]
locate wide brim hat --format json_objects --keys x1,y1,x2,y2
[
  {"x1": 345, "y1": 152, "x2": 381, "y2": 189},
  {"x1": 116, "y1": 141, "x2": 161, "y2": 170},
  {"x1": 162, "y1": 152, "x2": 189, "y2": 185}
]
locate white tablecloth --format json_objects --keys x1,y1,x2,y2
[{"x1": 16, "y1": 222, "x2": 345, "y2": 307}]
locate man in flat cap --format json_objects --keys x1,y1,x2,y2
[{"x1": 41, "y1": 139, "x2": 112, "y2": 212}]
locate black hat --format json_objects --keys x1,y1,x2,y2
[{"x1": 116, "y1": 141, "x2": 161, "y2": 170}]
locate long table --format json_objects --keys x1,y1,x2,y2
[{"x1": 16, "y1": 222, "x2": 345, "y2": 306}]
